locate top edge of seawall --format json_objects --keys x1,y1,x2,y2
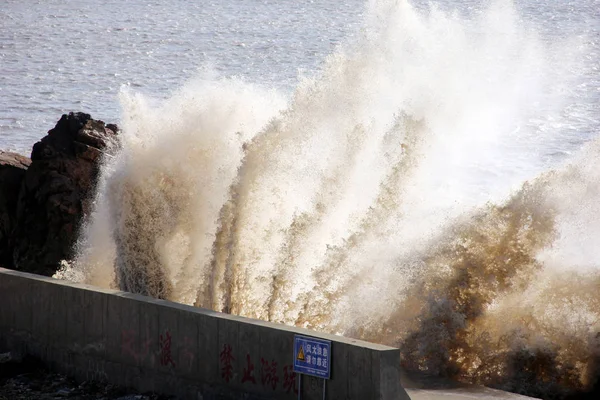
[{"x1": 0, "y1": 267, "x2": 397, "y2": 352}]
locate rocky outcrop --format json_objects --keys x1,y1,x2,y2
[
  {"x1": 6, "y1": 112, "x2": 118, "y2": 276},
  {"x1": 0, "y1": 152, "x2": 31, "y2": 268}
]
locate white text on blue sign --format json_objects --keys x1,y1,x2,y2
[{"x1": 293, "y1": 335, "x2": 331, "y2": 379}]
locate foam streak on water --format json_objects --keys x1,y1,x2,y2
[{"x1": 71, "y1": 1, "x2": 599, "y2": 397}]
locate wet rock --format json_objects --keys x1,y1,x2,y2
[
  {"x1": 0, "y1": 354, "x2": 42, "y2": 381},
  {"x1": 0, "y1": 353, "x2": 174, "y2": 399},
  {"x1": 10, "y1": 112, "x2": 118, "y2": 276},
  {"x1": 0, "y1": 152, "x2": 30, "y2": 268},
  {"x1": 55, "y1": 388, "x2": 72, "y2": 396}
]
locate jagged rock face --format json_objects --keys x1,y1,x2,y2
[
  {"x1": 11, "y1": 112, "x2": 117, "y2": 276},
  {"x1": 0, "y1": 152, "x2": 31, "y2": 268}
]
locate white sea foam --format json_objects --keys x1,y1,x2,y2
[{"x1": 71, "y1": 1, "x2": 599, "y2": 396}]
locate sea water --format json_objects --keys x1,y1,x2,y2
[{"x1": 3, "y1": 0, "x2": 600, "y2": 397}]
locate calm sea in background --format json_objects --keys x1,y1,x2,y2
[
  {"x1": 1, "y1": 0, "x2": 366, "y2": 153},
  {"x1": 1, "y1": 0, "x2": 598, "y2": 155}
]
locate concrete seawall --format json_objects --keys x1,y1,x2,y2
[{"x1": 0, "y1": 267, "x2": 409, "y2": 399}]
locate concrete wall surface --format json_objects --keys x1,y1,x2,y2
[{"x1": 0, "y1": 267, "x2": 410, "y2": 400}]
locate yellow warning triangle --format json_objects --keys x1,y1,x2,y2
[{"x1": 297, "y1": 345, "x2": 305, "y2": 361}]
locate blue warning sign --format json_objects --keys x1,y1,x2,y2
[{"x1": 293, "y1": 334, "x2": 331, "y2": 379}]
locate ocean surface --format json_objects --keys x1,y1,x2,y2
[
  {"x1": 1, "y1": 0, "x2": 598, "y2": 155},
  {"x1": 4, "y1": 0, "x2": 600, "y2": 398},
  {"x1": 1, "y1": 0, "x2": 366, "y2": 153}
]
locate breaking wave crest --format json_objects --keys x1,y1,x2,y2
[{"x1": 71, "y1": 1, "x2": 599, "y2": 397}]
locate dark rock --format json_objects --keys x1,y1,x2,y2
[
  {"x1": 10, "y1": 112, "x2": 118, "y2": 276},
  {"x1": 0, "y1": 152, "x2": 31, "y2": 268},
  {"x1": 55, "y1": 388, "x2": 72, "y2": 396},
  {"x1": 0, "y1": 354, "x2": 43, "y2": 380}
]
